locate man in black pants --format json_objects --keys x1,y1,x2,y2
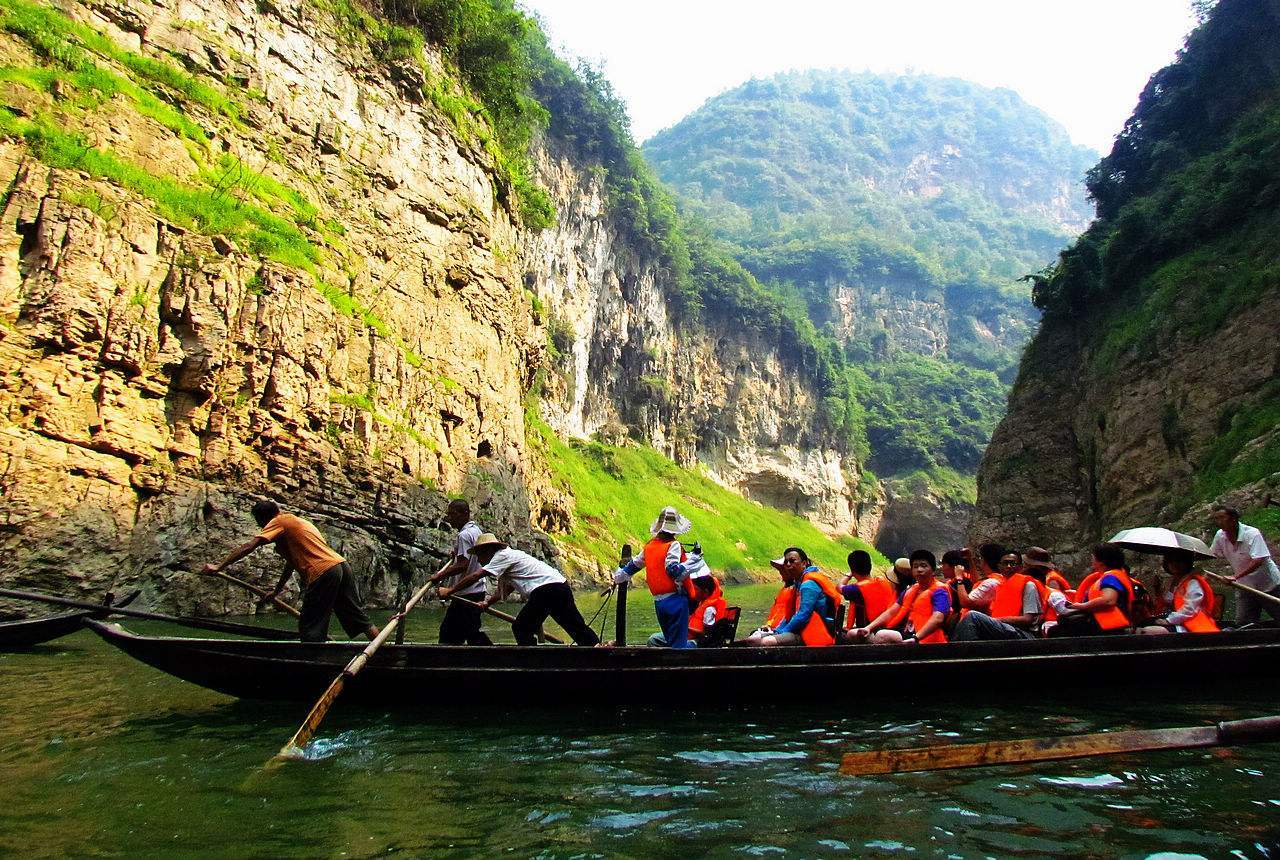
[
  {"x1": 438, "y1": 534, "x2": 600, "y2": 646},
  {"x1": 202, "y1": 499, "x2": 379, "y2": 643},
  {"x1": 425, "y1": 500, "x2": 492, "y2": 645}
]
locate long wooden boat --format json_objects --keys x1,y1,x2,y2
[
  {"x1": 0, "y1": 591, "x2": 140, "y2": 649},
  {"x1": 87, "y1": 621, "x2": 1280, "y2": 706}
]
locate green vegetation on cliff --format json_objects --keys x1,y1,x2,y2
[
  {"x1": 1014, "y1": 0, "x2": 1280, "y2": 524},
  {"x1": 529, "y1": 416, "x2": 885, "y2": 578}
]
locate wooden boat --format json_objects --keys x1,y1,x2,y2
[
  {"x1": 87, "y1": 621, "x2": 1280, "y2": 706},
  {"x1": 0, "y1": 591, "x2": 140, "y2": 649}
]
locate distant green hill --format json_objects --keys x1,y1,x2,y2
[{"x1": 643, "y1": 71, "x2": 1097, "y2": 487}]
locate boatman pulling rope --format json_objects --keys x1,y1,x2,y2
[{"x1": 614, "y1": 506, "x2": 697, "y2": 648}]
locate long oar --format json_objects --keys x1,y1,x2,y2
[
  {"x1": 839, "y1": 715, "x2": 1280, "y2": 776},
  {"x1": 1204, "y1": 570, "x2": 1280, "y2": 611},
  {"x1": 274, "y1": 579, "x2": 437, "y2": 761},
  {"x1": 200, "y1": 569, "x2": 301, "y2": 618},
  {"x1": 449, "y1": 594, "x2": 566, "y2": 645},
  {"x1": 0, "y1": 587, "x2": 293, "y2": 640}
]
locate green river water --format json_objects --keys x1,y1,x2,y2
[{"x1": 1, "y1": 585, "x2": 1278, "y2": 858}]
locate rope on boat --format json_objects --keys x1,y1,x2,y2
[{"x1": 588, "y1": 585, "x2": 614, "y2": 642}]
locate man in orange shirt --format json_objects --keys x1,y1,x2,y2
[{"x1": 202, "y1": 500, "x2": 380, "y2": 643}]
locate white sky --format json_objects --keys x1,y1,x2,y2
[{"x1": 520, "y1": 0, "x2": 1200, "y2": 154}]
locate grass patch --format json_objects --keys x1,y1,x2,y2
[
  {"x1": 1176, "y1": 379, "x2": 1280, "y2": 514},
  {"x1": 893, "y1": 466, "x2": 977, "y2": 507},
  {"x1": 531, "y1": 415, "x2": 884, "y2": 578},
  {"x1": 330, "y1": 391, "x2": 436, "y2": 450}
]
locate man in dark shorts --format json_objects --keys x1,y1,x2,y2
[{"x1": 202, "y1": 500, "x2": 380, "y2": 643}]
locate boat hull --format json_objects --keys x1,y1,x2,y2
[
  {"x1": 0, "y1": 611, "x2": 95, "y2": 649},
  {"x1": 87, "y1": 621, "x2": 1280, "y2": 706}
]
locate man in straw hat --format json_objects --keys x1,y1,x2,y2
[
  {"x1": 614, "y1": 506, "x2": 697, "y2": 648},
  {"x1": 439, "y1": 534, "x2": 600, "y2": 646}
]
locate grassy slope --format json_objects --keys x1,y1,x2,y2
[{"x1": 531, "y1": 418, "x2": 886, "y2": 580}]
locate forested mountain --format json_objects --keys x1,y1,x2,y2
[
  {"x1": 643, "y1": 71, "x2": 1097, "y2": 508},
  {"x1": 974, "y1": 0, "x2": 1280, "y2": 561}
]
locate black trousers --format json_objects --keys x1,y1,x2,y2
[
  {"x1": 439, "y1": 593, "x2": 493, "y2": 645},
  {"x1": 513, "y1": 582, "x2": 599, "y2": 646},
  {"x1": 300, "y1": 561, "x2": 372, "y2": 643}
]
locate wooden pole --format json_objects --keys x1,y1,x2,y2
[
  {"x1": 615, "y1": 543, "x2": 631, "y2": 646},
  {"x1": 273, "y1": 579, "x2": 437, "y2": 761},
  {"x1": 1204, "y1": 570, "x2": 1280, "y2": 611},
  {"x1": 449, "y1": 594, "x2": 566, "y2": 645},
  {"x1": 200, "y1": 568, "x2": 301, "y2": 618},
  {"x1": 839, "y1": 716, "x2": 1280, "y2": 776},
  {"x1": 0, "y1": 587, "x2": 293, "y2": 640}
]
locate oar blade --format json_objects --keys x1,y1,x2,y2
[
  {"x1": 274, "y1": 674, "x2": 347, "y2": 762},
  {"x1": 839, "y1": 726, "x2": 1220, "y2": 776}
]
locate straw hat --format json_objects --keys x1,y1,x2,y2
[
  {"x1": 649, "y1": 506, "x2": 692, "y2": 537},
  {"x1": 466, "y1": 533, "x2": 508, "y2": 555},
  {"x1": 770, "y1": 557, "x2": 786, "y2": 570},
  {"x1": 1024, "y1": 546, "x2": 1055, "y2": 570}
]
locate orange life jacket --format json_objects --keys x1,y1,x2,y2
[
  {"x1": 643, "y1": 538, "x2": 684, "y2": 597},
  {"x1": 845, "y1": 577, "x2": 897, "y2": 629},
  {"x1": 958, "y1": 572, "x2": 1003, "y2": 619},
  {"x1": 687, "y1": 577, "x2": 727, "y2": 635},
  {"x1": 989, "y1": 572, "x2": 1047, "y2": 621},
  {"x1": 887, "y1": 580, "x2": 949, "y2": 644},
  {"x1": 765, "y1": 570, "x2": 842, "y2": 647},
  {"x1": 1173, "y1": 573, "x2": 1219, "y2": 633},
  {"x1": 1074, "y1": 571, "x2": 1101, "y2": 606},
  {"x1": 1084, "y1": 568, "x2": 1134, "y2": 630},
  {"x1": 1045, "y1": 570, "x2": 1072, "y2": 594}
]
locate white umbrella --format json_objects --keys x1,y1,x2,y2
[{"x1": 1108, "y1": 527, "x2": 1214, "y2": 560}]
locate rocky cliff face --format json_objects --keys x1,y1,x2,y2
[
  {"x1": 972, "y1": 0, "x2": 1280, "y2": 569},
  {"x1": 0, "y1": 0, "x2": 858, "y2": 612},
  {"x1": 526, "y1": 146, "x2": 867, "y2": 537}
]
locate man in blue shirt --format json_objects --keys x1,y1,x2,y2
[{"x1": 746, "y1": 547, "x2": 840, "y2": 646}]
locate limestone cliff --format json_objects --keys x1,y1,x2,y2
[
  {"x1": 972, "y1": 0, "x2": 1280, "y2": 567},
  {"x1": 0, "y1": 0, "x2": 858, "y2": 612}
]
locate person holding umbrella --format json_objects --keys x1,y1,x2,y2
[{"x1": 1137, "y1": 549, "x2": 1220, "y2": 634}]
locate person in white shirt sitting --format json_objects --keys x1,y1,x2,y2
[
  {"x1": 1210, "y1": 504, "x2": 1280, "y2": 627},
  {"x1": 439, "y1": 534, "x2": 601, "y2": 646}
]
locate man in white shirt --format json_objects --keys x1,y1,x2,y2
[
  {"x1": 426, "y1": 500, "x2": 492, "y2": 645},
  {"x1": 439, "y1": 533, "x2": 601, "y2": 646},
  {"x1": 1210, "y1": 504, "x2": 1280, "y2": 626}
]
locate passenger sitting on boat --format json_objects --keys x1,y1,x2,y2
[
  {"x1": 839, "y1": 550, "x2": 897, "y2": 635},
  {"x1": 1047, "y1": 543, "x2": 1135, "y2": 638},
  {"x1": 745, "y1": 547, "x2": 842, "y2": 647},
  {"x1": 892, "y1": 557, "x2": 913, "y2": 595},
  {"x1": 852, "y1": 550, "x2": 950, "y2": 645},
  {"x1": 1024, "y1": 547, "x2": 1069, "y2": 634},
  {"x1": 951, "y1": 551, "x2": 1045, "y2": 642},
  {"x1": 202, "y1": 499, "x2": 380, "y2": 643},
  {"x1": 614, "y1": 506, "x2": 697, "y2": 648},
  {"x1": 953, "y1": 543, "x2": 1006, "y2": 615},
  {"x1": 1137, "y1": 550, "x2": 1220, "y2": 634},
  {"x1": 939, "y1": 549, "x2": 972, "y2": 634},
  {"x1": 646, "y1": 548, "x2": 727, "y2": 647},
  {"x1": 441, "y1": 534, "x2": 601, "y2": 646}
]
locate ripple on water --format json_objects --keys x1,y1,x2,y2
[
  {"x1": 674, "y1": 750, "x2": 807, "y2": 765},
  {"x1": 1038, "y1": 773, "x2": 1126, "y2": 789},
  {"x1": 589, "y1": 808, "x2": 683, "y2": 830}
]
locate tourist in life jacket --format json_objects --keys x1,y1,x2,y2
[
  {"x1": 891, "y1": 557, "x2": 913, "y2": 595},
  {"x1": 852, "y1": 549, "x2": 951, "y2": 645},
  {"x1": 838, "y1": 549, "x2": 897, "y2": 638},
  {"x1": 1138, "y1": 549, "x2": 1221, "y2": 634},
  {"x1": 953, "y1": 543, "x2": 1007, "y2": 615},
  {"x1": 745, "y1": 547, "x2": 842, "y2": 647},
  {"x1": 951, "y1": 549, "x2": 1045, "y2": 641},
  {"x1": 614, "y1": 506, "x2": 697, "y2": 648},
  {"x1": 1048, "y1": 543, "x2": 1135, "y2": 637},
  {"x1": 646, "y1": 546, "x2": 727, "y2": 647},
  {"x1": 1024, "y1": 546, "x2": 1069, "y2": 634}
]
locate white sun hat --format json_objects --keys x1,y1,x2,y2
[{"x1": 649, "y1": 506, "x2": 692, "y2": 537}]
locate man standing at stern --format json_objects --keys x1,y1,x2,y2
[
  {"x1": 425, "y1": 499, "x2": 492, "y2": 645},
  {"x1": 202, "y1": 499, "x2": 379, "y2": 643},
  {"x1": 1211, "y1": 504, "x2": 1280, "y2": 626}
]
